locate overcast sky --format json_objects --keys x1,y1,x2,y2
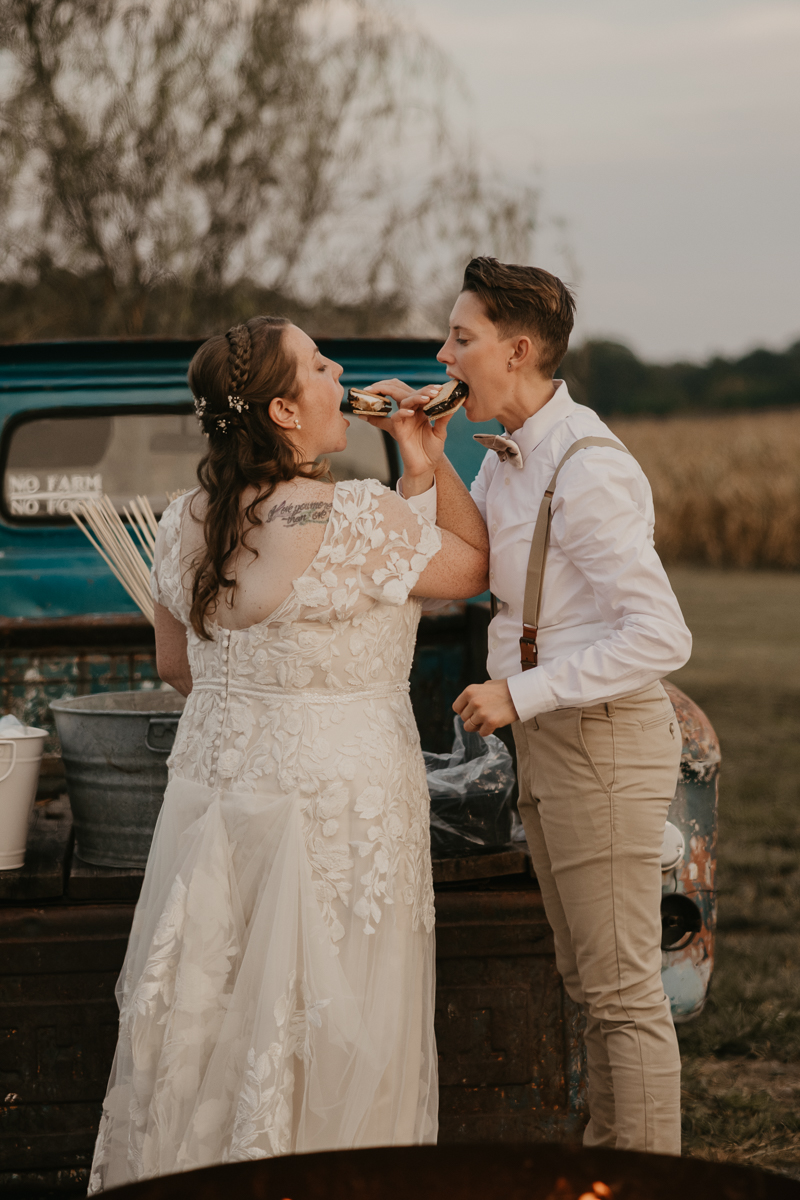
[{"x1": 403, "y1": 0, "x2": 800, "y2": 362}]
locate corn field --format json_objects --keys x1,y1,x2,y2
[{"x1": 608, "y1": 408, "x2": 800, "y2": 568}]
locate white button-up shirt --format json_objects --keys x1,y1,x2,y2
[{"x1": 404, "y1": 380, "x2": 691, "y2": 723}]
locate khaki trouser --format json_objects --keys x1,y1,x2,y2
[{"x1": 513, "y1": 682, "x2": 682, "y2": 1155}]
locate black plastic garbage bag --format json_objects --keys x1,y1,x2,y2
[{"x1": 424, "y1": 716, "x2": 516, "y2": 858}]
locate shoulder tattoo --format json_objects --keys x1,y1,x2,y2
[{"x1": 266, "y1": 499, "x2": 332, "y2": 527}]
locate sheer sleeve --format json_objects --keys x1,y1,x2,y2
[
  {"x1": 313, "y1": 479, "x2": 442, "y2": 614},
  {"x1": 150, "y1": 490, "x2": 195, "y2": 624}
]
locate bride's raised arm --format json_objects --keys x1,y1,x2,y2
[
  {"x1": 350, "y1": 485, "x2": 487, "y2": 604},
  {"x1": 355, "y1": 380, "x2": 488, "y2": 599}
]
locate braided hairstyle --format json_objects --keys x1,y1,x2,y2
[
  {"x1": 226, "y1": 323, "x2": 252, "y2": 399},
  {"x1": 186, "y1": 316, "x2": 331, "y2": 639}
]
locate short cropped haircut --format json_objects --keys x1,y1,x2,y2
[{"x1": 461, "y1": 257, "x2": 576, "y2": 377}]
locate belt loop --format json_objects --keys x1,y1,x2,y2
[
  {"x1": 605, "y1": 701, "x2": 616, "y2": 717},
  {"x1": 529, "y1": 716, "x2": 539, "y2": 731}
]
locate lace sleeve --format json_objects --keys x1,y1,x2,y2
[
  {"x1": 150, "y1": 490, "x2": 195, "y2": 623},
  {"x1": 314, "y1": 479, "x2": 442, "y2": 611}
]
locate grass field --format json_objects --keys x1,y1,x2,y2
[
  {"x1": 609, "y1": 409, "x2": 800, "y2": 568},
  {"x1": 666, "y1": 566, "x2": 800, "y2": 1175}
]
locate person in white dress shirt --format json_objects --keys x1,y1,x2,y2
[{"x1": 363, "y1": 257, "x2": 692, "y2": 1156}]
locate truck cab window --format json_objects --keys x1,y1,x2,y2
[{"x1": 2, "y1": 409, "x2": 392, "y2": 523}]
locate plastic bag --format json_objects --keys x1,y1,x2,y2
[{"x1": 424, "y1": 716, "x2": 516, "y2": 858}]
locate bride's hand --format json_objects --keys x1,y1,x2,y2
[{"x1": 356, "y1": 379, "x2": 454, "y2": 483}]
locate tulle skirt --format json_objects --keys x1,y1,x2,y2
[{"x1": 88, "y1": 777, "x2": 438, "y2": 1192}]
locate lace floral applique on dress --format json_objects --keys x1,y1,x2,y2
[
  {"x1": 229, "y1": 972, "x2": 331, "y2": 1160},
  {"x1": 150, "y1": 490, "x2": 195, "y2": 624}
]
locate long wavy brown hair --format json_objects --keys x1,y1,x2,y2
[{"x1": 187, "y1": 316, "x2": 330, "y2": 639}]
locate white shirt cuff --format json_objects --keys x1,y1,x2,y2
[
  {"x1": 396, "y1": 477, "x2": 437, "y2": 523},
  {"x1": 506, "y1": 668, "x2": 558, "y2": 724}
]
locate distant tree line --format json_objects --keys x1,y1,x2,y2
[{"x1": 561, "y1": 338, "x2": 800, "y2": 417}]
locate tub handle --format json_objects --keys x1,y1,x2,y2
[
  {"x1": 145, "y1": 718, "x2": 180, "y2": 754},
  {"x1": 0, "y1": 739, "x2": 18, "y2": 783}
]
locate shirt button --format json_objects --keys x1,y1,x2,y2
[
  {"x1": 490, "y1": 571, "x2": 495, "y2": 581},
  {"x1": 508, "y1": 608, "x2": 514, "y2": 618},
  {"x1": 504, "y1": 477, "x2": 510, "y2": 487},
  {"x1": 491, "y1": 638, "x2": 498, "y2": 649},
  {"x1": 491, "y1": 522, "x2": 498, "y2": 534}
]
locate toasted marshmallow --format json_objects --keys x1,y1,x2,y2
[{"x1": 348, "y1": 388, "x2": 392, "y2": 416}]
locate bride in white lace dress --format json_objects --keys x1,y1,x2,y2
[{"x1": 88, "y1": 317, "x2": 488, "y2": 1191}]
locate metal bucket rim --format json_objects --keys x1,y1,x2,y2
[{"x1": 50, "y1": 689, "x2": 185, "y2": 717}]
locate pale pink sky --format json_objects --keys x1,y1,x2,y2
[{"x1": 403, "y1": 0, "x2": 800, "y2": 361}]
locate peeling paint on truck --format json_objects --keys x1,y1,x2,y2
[{"x1": 662, "y1": 682, "x2": 719, "y2": 1021}]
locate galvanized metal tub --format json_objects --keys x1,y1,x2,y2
[{"x1": 50, "y1": 689, "x2": 186, "y2": 868}]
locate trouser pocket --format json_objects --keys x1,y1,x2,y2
[{"x1": 577, "y1": 708, "x2": 616, "y2": 795}]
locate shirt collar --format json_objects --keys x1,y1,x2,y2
[{"x1": 507, "y1": 379, "x2": 576, "y2": 462}]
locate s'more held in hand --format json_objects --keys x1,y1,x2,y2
[
  {"x1": 347, "y1": 388, "x2": 393, "y2": 416},
  {"x1": 422, "y1": 379, "x2": 469, "y2": 419}
]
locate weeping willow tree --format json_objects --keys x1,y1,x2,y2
[{"x1": 0, "y1": 0, "x2": 537, "y2": 339}]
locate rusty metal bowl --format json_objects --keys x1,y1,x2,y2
[{"x1": 108, "y1": 1144, "x2": 799, "y2": 1200}]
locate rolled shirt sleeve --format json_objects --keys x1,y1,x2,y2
[
  {"x1": 505, "y1": 450, "x2": 692, "y2": 723},
  {"x1": 396, "y1": 478, "x2": 438, "y2": 523}
]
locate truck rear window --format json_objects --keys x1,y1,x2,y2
[{"x1": 2, "y1": 409, "x2": 392, "y2": 522}]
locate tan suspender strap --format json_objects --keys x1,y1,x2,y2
[{"x1": 520, "y1": 436, "x2": 632, "y2": 671}]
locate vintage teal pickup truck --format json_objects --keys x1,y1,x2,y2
[{"x1": 0, "y1": 335, "x2": 717, "y2": 995}]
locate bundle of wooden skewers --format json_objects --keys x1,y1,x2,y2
[{"x1": 72, "y1": 494, "x2": 160, "y2": 624}]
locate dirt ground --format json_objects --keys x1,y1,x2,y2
[{"x1": 666, "y1": 566, "x2": 800, "y2": 1178}]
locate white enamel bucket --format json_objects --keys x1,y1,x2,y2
[{"x1": 0, "y1": 726, "x2": 48, "y2": 870}]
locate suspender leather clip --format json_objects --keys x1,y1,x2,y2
[{"x1": 520, "y1": 623, "x2": 538, "y2": 671}]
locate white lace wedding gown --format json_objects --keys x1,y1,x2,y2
[{"x1": 89, "y1": 479, "x2": 442, "y2": 1192}]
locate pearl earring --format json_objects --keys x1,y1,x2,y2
[
  {"x1": 294, "y1": 420, "x2": 302, "y2": 429},
  {"x1": 507, "y1": 362, "x2": 513, "y2": 372}
]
